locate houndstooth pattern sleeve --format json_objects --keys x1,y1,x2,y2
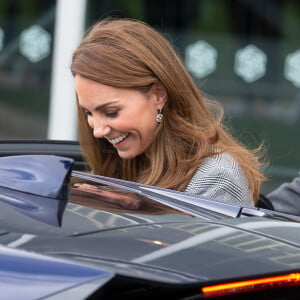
[{"x1": 184, "y1": 153, "x2": 254, "y2": 206}]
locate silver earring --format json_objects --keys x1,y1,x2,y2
[{"x1": 156, "y1": 109, "x2": 163, "y2": 123}]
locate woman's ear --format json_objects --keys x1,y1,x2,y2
[{"x1": 152, "y1": 81, "x2": 168, "y2": 108}]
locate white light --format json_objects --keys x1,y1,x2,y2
[
  {"x1": 19, "y1": 25, "x2": 51, "y2": 63},
  {"x1": 0, "y1": 27, "x2": 4, "y2": 51},
  {"x1": 234, "y1": 44, "x2": 267, "y2": 83},
  {"x1": 284, "y1": 50, "x2": 300, "y2": 87},
  {"x1": 185, "y1": 40, "x2": 217, "y2": 78}
]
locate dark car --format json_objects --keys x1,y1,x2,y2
[{"x1": 0, "y1": 140, "x2": 300, "y2": 300}]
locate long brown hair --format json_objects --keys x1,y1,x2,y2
[{"x1": 71, "y1": 18, "x2": 266, "y2": 201}]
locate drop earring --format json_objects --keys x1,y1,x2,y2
[{"x1": 156, "y1": 109, "x2": 163, "y2": 123}]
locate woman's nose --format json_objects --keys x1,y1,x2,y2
[{"x1": 92, "y1": 118, "x2": 111, "y2": 138}]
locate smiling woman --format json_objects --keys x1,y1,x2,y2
[
  {"x1": 70, "y1": 17, "x2": 266, "y2": 206},
  {"x1": 75, "y1": 75, "x2": 166, "y2": 160}
]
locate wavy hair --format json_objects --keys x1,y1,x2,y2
[{"x1": 71, "y1": 18, "x2": 266, "y2": 201}]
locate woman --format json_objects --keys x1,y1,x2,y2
[{"x1": 71, "y1": 18, "x2": 266, "y2": 206}]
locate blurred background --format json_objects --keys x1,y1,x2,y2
[{"x1": 0, "y1": 0, "x2": 299, "y2": 193}]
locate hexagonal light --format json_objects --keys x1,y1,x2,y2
[
  {"x1": 185, "y1": 40, "x2": 218, "y2": 78},
  {"x1": 284, "y1": 50, "x2": 300, "y2": 87},
  {"x1": 0, "y1": 27, "x2": 4, "y2": 51},
  {"x1": 234, "y1": 44, "x2": 267, "y2": 83},
  {"x1": 19, "y1": 25, "x2": 51, "y2": 63}
]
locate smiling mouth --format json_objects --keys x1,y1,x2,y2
[{"x1": 107, "y1": 133, "x2": 129, "y2": 145}]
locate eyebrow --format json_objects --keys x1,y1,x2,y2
[{"x1": 79, "y1": 100, "x2": 119, "y2": 111}]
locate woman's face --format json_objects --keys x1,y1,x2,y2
[{"x1": 75, "y1": 75, "x2": 166, "y2": 159}]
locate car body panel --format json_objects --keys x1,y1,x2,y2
[
  {"x1": 0, "y1": 244, "x2": 114, "y2": 300},
  {"x1": 3, "y1": 217, "x2": 298, "y2": 284},
  {"x1": 0, "y1": 153, "x2": 300, "y2": 298}
]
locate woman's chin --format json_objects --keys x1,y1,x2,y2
[{"x1": 117, "y1": 151, "x2": 137, "y2": 160}]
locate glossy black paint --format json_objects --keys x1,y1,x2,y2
[
  {"x1": 0, "y1": 155, "x2": 73, "y2": 199},
  {"x1": 0, "y1": 155, "x2": 73, "y2": 226},
  {"x1": 0, "y1": 245, "x2": 113, "y2": 300},
  {"x1": 0, "y1": 153, "x2": 299, "y2": 299}
]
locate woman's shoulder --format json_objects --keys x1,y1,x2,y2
[
  {"x1": 196, "y1": 152, "x2": 241, "y2": 175},
  {"x1": 185, "y1": 152, "x2": 254, "y2": 206}
]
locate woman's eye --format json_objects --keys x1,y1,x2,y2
[
  {"x1": 106, "y1": 110, "x2": 119, "y2": 118},
  {"x1": 83, "y1": 109, "x2": 92, "y2": 116}
]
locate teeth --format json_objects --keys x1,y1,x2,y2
[{"x1": 108, "y1": 133, "x2": 129, "y2": 145}]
